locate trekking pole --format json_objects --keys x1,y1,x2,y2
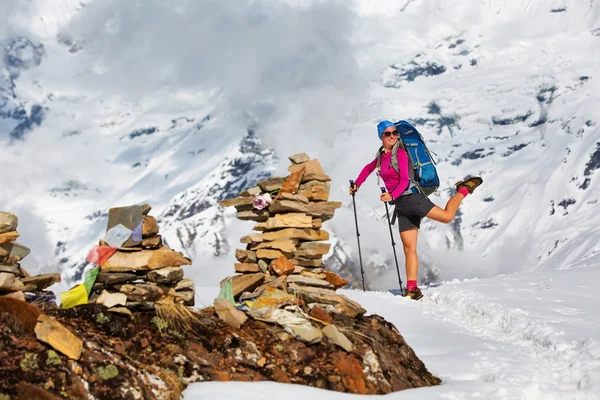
[
  {"x1": 349, "y1": 180, "x2": 366, "y2": 292},
  {"x1": 380, "y1": 187, "x2": 404, "y2": 296}
]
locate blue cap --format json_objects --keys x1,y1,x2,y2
[{"x1": 377, "y1": 120, "x2": 395, "y2": 139}]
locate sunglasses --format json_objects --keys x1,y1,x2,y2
[{"x1": 383, "y1": 130, "x2": 399, "y2": 137}]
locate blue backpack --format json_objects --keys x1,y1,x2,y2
[{"x1": 375, "y1": 120, "x2": 440, "y2": 196}]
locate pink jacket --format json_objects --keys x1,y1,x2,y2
[{"x1": 355, "y1": 150, "x2": 410, "y2": 200}]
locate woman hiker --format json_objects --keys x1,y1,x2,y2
[{"x1": 350, "y1": 120, "x2": 483, "y2": 300}]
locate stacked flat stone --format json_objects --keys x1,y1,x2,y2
[
  {"x1": 0, "y1": 212, "x2": 61, "y2": 302},
  {"x1": 219, "y1": 154, "x2": 365, "y2": 342},
  {"x1": 88, "y1": 205, "x2": 194, "y2": 311}
]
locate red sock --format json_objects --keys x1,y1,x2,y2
[
  {"x1": 458, "y1": 187, "x2": 470, "y2": 197},
  {"x1": 407, "y1": 280, "x2": 417, "y2": 291}
]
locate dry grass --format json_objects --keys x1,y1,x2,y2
[{"x1": 155, "y1": 301, "x2": 199, "y2": 334}]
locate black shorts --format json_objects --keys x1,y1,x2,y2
[{"x1": 393, "y1": 193, "x2": 436, "y2": 232}]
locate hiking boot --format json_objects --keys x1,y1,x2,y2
[
  {"x1": 405, "y1": 287, "x2": 423, "y2": 301},
  {"x1": 455, "y1": 176, "x2": 483, "y2": 194}
]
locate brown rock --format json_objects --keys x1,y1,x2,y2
[
  {"x1": 323, "y1": 324, "x2": 353, "y2": 352},
  {"x1": 268, "y1": 200, "x2": 342, "y2": 221},
  {"x1": 240, "y1": 233, "x2": 264, "y2": 243},
  {"x1": 174, "y1": 278, "x2": 194, "y2": 290},
  {"x1": 147, "y1": 266, "x2": 184, "y2": 284},
  {"x1": 214, "y1": 298, "x2": 248, "y2": 329},
  {"x1": 219, "y1": 197, "x2": 254, "y2": 208},
  {"x1": 240, "y1": 187, "x2": 262, "y2": 197},
  {"x1": 257, "y1": 177, "x2": 286, "y2": 192},
  {"x1": 0, "y1": 212, "x2": 18, "y2": 234},
  {"x1": 278, "y1": 167, "x2": 305, "y2": 195},
  {"x1": 96, "y1": 272, "x2": 137, "y2": 285},
  {"x1": 288, "y1": 159, "x2": 325, "y2": 175},
  {"x1": 252, "y1": 222, "x2": 268, "y2": 231},
  {"x1": 117, "y1": 283, "x2": 164, "y2": 302},
  {"x1": 290, "y1": 258, "x2": 324, "y2": 267},
  {"x1": 269, "y1": 256, "x2": 295, "y2": 276},
  {"x1": 251, "y1": 239, "x2": 298, "y2": 253},
  {"x1": 0, "y1": 230, "x2": 19, "y2": 244},
  {"x1": 141, "y1": 204, "x2": 152, "y2": 215},
  {"x1": 256, "y1": 249, "x2": 291, "y2": 259},
  {"x1": 287, "y1": 275, "x2": 334, "y2": 289},
  {"x1": 0, "y1": 264, "x2": 22, "y2": 275},
  {"x1": 309, "y1": 304, "x2": 333, "y2": 324},
  {"x1": 323, "y1": 270, "x2": 350, "y2": 289},
  {"x1": 264, "y1": 228, "x2": 330, "y2": 242},
  {"x1": 0, "y1": 272, "x2": 24, "y2": 291},
  {"x1": 288, "y1": 153, "x2": 310, "y2": 164},
  {"x1": 235, "y1": 249, "x2": 257, "y2": 263},
  {"x1": 265, "y1": 213, "x2": 313, "y2": 229},
  {"x1": 141, "y1": 235, "x2": 162, "y2": 249},
  {"x1": 301, "y1": 173, "x2": 332, "y2": 183},
  {"x1": 174, "y1": 289, "x2": 195, "y2": 305},
  {"x1": 298, "y1": 181, "x2": 331, "y2": 201},
  {"x1": 0, "y1": 242, "x2": 31, "y2": 263},
  {"x1": 234, "y1": 263, "x2": 261, "y2": 273},
  {"x1": 142, "y1": 215, "x2": 159, "y2": 238},
  {"x1": 21, "y1": 273, "x2": 61, "y2": 292},
  {"x1": 230, "y1": 273, "x2": 265, "y2": 298},
  {"x1": 300, "y1": 270, "x2": 326, "y2": 279},
  {"x1": 287, "y1": 286, "x2": 366, "y2": 318},
  {"x1": 100, "y1": 246, "x2": 191, "y2": 272},
  {"x1": 237, "y1": 210, "x2": 270, "y2": 222},
  {"x1": 312, "y1": 218, "x2": 322, "y2": 229},
  {"x1": 288, "y1": 282, "x2": 336, "y2": 295},
  {"x1": 279, "y1": 192, "x2": 309, "y2": 203},
  {"x1": 96, "y1": 290, "x2": 127, "y2": 308},
  {"x1": 35, "y1": 313, "x2": 83, "y2": 360}
]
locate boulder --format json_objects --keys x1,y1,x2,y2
[
  {"x1": 96, "y1": 272, "x2": 138, "y2": 285},
  {"x1": 96, "y1": 290, "x2": 127, "y2": 308},
  {"x1": 323, "y1": 324, "x2": 353, "y2": 352},
  {"x1": 277, "y1": 167, "x2": 305, "y2": 195},
  {"x1": 219, "y1": 197, "x2": 254, "y2": 208},
  {"x1": 237, "y1": 210, "x2": 270, "y2": 222}
]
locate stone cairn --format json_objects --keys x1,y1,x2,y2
[
  {"x1": 86, "y1": 204, "x2": 194, "y2": 312},
  {"x1": 218, "y1": 153, "x2": 365, "y2": 346},
  {"x1": 0, "y1": 211, "x2": 60, "y2": 303}
]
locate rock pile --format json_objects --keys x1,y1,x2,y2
[
  {"x1": 0, "y1": 211, "x2": 60, "y2": 302},
  {"x1": 86, "y1": 204, "x2": 194, "y2": 311},
  {"x1": 218, "y1": 153, "x2": 364, "y2": 345}
]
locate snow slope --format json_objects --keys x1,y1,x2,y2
[{"x1": 185, "y1": 258, "x2": 600, "y2": 399}]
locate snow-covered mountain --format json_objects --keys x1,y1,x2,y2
[{"x1": 1, "y1": 0, "x2": 599, "y2": 291}]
